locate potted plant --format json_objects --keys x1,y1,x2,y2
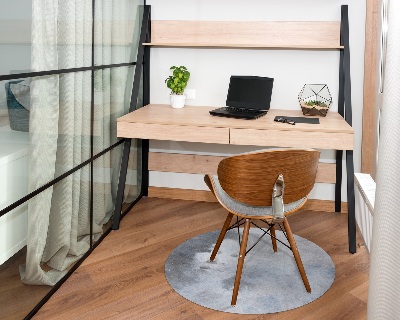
[{"x1": 165, "y1": 65, "x2": 190, "y2": 108}]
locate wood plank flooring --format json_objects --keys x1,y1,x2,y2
[
  {"x1": 0, "y1": 237, "x2": 107, "y2": 320},
  {"x1": 0, "y1": 248, "x2": 51, "y2": 320},
  {"x1": 33, "y1": 197, "x2": 369, "y2": 320}
]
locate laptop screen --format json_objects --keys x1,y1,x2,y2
[{"x1": 226, "y1": 75, "x2": 274, "y2": 110}]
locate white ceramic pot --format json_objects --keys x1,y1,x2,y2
[{"x1": 170, "y1": 94, "x2": 186, "y2": 109}]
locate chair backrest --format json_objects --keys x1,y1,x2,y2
[{"x1": 217, "y1": 149, "x2": 320, "y2": 206}]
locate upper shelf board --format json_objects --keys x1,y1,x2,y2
[{"x1": 144, "y1": 20, "x2": 343, "y2": 50}]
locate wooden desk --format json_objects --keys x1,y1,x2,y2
[
  {"x1": 118, "y1": 104, "x2": 353, "y2": 149},
  {"x1": 117, "y1": 104, "x2": 356, "y2": 252}
]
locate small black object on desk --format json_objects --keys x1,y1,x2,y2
[
  {"x1": 274, "y1": 117, "x2": 296, "y2": 125},
  {"x1": 273, "y1": 116, "x2": 320, "y2": 125}
]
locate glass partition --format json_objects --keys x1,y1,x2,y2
[
  {"x1": 0, "y1": 163, "x2": 91, "y2": 319},
  {"x1": 93, "y1": 65, "x2": 135, "y2": 154},
  {"x1": 0, "y1": 1, "x2": 146, "y2": 317},
  {"x1": 0, "y1": 0, "x2": 33, "y2": 75},
  {"x1": 94, "y1": 1, "x2": 143, "y2": 66},
  {"x1": 0, "y1": 71, "x2": 92, "y2": 214}
]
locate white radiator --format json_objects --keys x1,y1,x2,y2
[{"x1": 354, "y1": 173, "x2": 376, "y2": 252}]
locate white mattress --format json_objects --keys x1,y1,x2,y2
[{"x1": 0, "y1": 127, "x2": 29, "y2": 167}]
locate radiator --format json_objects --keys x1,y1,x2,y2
[{"x1": 354, "y1": 173, "x2": 376, "y2": 252}]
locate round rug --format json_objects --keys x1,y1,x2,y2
[{"x1": 165, "y1": 229, "x2": 335, "y2": 314}]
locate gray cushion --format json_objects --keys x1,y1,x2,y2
[
  {"x1": 210, "y1": 175, "x2": 307, "y2": 217},
  {"x1": 10, "y1": 79, "x2": 30, "y2": 110},
  {"x1": 5, "y1": 80, "x2": 30, "y2": 132}
]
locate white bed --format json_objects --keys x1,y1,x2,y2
[{"x1": 0, "y1": 127, "x2": 29, "y2": 264}]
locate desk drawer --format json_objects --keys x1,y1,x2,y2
[
  {"x1": 230, "y1": 128, "x2": 354, "y2": 150},
  {"x1": 118, "y1": 122, "x2": 230, "y2": 144}
]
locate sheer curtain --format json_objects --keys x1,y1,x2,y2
[
  {"x1": 20, "y1": 0, "x2": 138, "y2": 286},
  {"x1": 367, "y1": 1, "x2": 400, "y2": 318}
]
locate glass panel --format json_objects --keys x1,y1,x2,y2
[
  {"x1": 0, "y1": 0, "x2": 33, "y2": 76},
  {"x1": 0, "y1": 71, "x2": 91, "y2": 212},
  {"x1": 0, "y1": 163, "x2": 90, "y2": 319},
  {"x1": 93, "y1": 65, "x2": 136, "y2": 154},
  {"x1": 55, "y1": 1, "x2": 93, "y2": 70},
  {"x1": 0, "y1": 0, "x2": 146, "y2": 77},
  {"x1": 0, "y1": 0, "x2": 93, "y2": 75},
  {"x1": 38, "y1": 1, "x2": 93, "y2": 72},
  {"x1": 125, "y1": 139, "x2": 141, "y2": 204},
  {"x1": 94, "y1": 1, "x2": 144, "y2": 66},
  {"x1": 0, "y1": 78, "x2": 30, "y2": 212},
  {"x1": 92, "y1": 141, "x2": 141, "y2": 233},
  {"x1": 92, "y1": 145, "x2": 122, "y2": 234}
]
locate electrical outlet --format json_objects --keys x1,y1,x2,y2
[{"x1": 185, "y1": 89, "x2": 196, "y2": 100}]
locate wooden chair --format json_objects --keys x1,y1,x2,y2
[{"x1": 204, "y1": 148, "x2": 320, "y2": 305}]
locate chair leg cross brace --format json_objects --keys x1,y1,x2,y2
[
  {"x1": 245, "y1": 223, "x2": 275, "y2": 255},
  {"x1": 250, "y1": 221, "x2": 291, "y2": 251}
]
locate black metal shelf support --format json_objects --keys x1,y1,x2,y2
[
  {"x1": 336, "y1": 5, "x2": 356, "y2": 253},
  {"x1": 112, "y1": 5, "x2": 151, "y2": 230}
]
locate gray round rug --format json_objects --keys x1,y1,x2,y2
[{"x1": 165, "y1": 228, "x2": 335, "y2": 314}]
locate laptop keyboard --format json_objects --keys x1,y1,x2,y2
[
  {"x1": 223, "y1": 107, "x2": 264, "y2": 114},
  {"x1": 210, "y1": 106, "x2": 268, "y2": 119}
]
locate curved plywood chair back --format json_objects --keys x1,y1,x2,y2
[{"x1": 217, "y1": 149, "x2": 320, "y2": 206}]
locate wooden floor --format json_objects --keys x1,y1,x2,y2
[
  {"x1": 0, "y1": 248, "x2": 52, "y2": 320},
  {"x1": 32, "y1": 197, "x2": 369, "y2": 320}
]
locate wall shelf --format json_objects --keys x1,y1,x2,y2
[
  {"x1": 144, "y1": 20, "x2": 343, "y2": 50},
  {"x1": 143, "y1": 43, "x2": 344, "y2": 50}
]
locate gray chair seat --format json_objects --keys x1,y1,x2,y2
[{"x1": 209, "y1": 175, "x2": 307, "y2": 217}]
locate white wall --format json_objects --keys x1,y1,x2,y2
[{"x1": 146, "y1": 0, "x2": 365, "y2": 201}]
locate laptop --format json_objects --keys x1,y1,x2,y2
[{"x1": 209, "y1": 75, "x2": 274, "y2": 120}]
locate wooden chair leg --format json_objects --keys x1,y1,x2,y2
[
  {"x1": 283, "y1": 217, "x2": 311, "y2": 293},
  {"x1": 231, "y1": 218, "x2": 251, "y2": 305},
  {"x1": 210, "y1": 212, "x2": 234, "y2": 261},
  {"x1": 270, "y1": 224, "x2": 278, "y2": 252}
]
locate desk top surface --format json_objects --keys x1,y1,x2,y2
[{"x1": 118, "y1": 104, "x2": 353, "y2": 134}]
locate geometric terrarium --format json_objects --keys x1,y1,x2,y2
[{"x1": 298, "y1": 84, "x2": 332, "y2": 117}]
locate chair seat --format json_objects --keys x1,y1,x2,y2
[{"x1": 209, "y1": 175, "x2": 307, "y2": 218}]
